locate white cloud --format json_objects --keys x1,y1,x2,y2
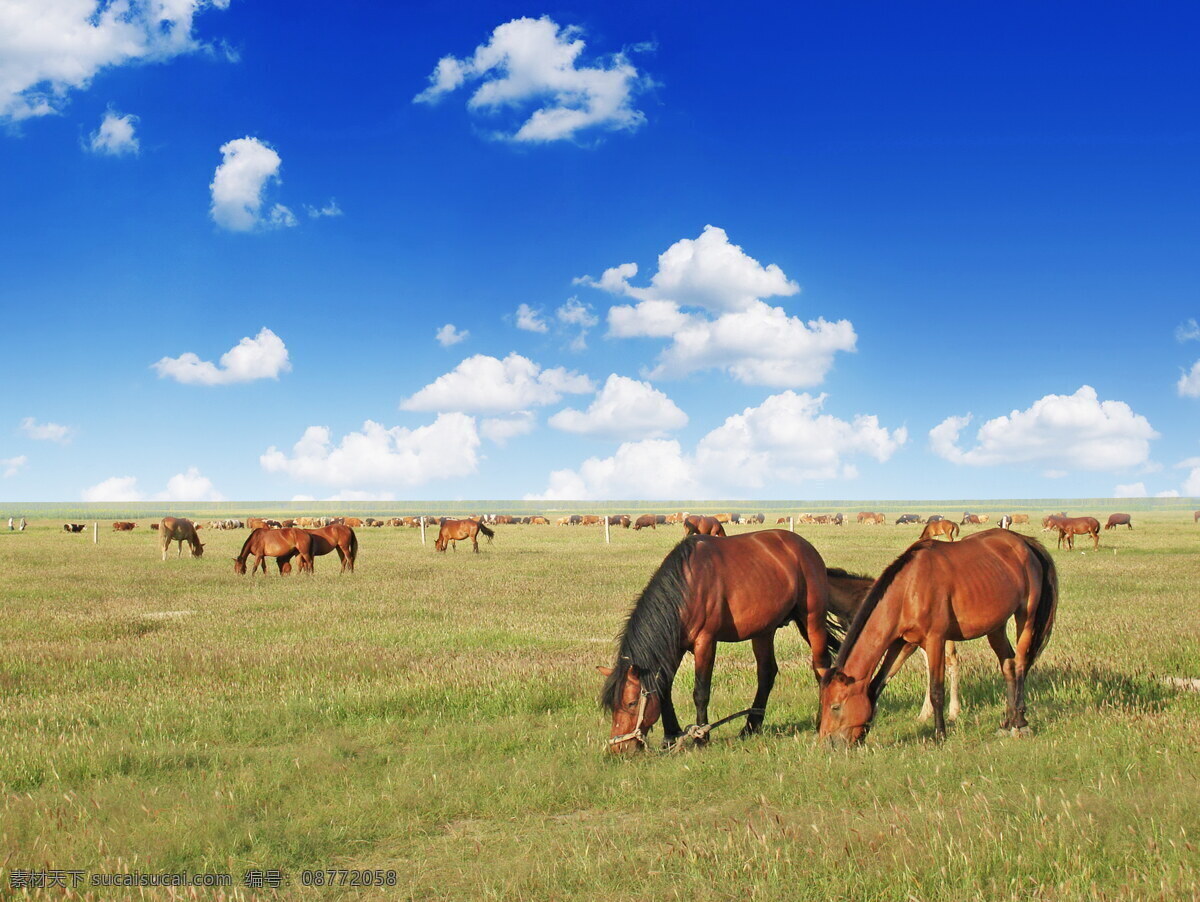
[
  {"x1": 1183, "y1": 468, "x2": 1200, "y2": 497},
  {"x1": 1176, "y1": 318, "x2": 1200, "y2": 342},
  {"x1": 81, "y1": 467, "x2": 224, "y2": 501},
  {"x1": 1113, "y1": 482, "x2": 1147, "y2": 498},
  {"x1": 209, "y1": 137, "x2": 296, "y2": 232},
  {"x1": 2, "y1": 455, "x2": 28, "y2": 478},
  {"x1": 305, "y1": 199, "x2": 342, "y2": 219},
  {"x1": 400, "y1": 353, "x2": 593, "y2": 414},
  {"x1": 1175, "y1": 456, "x2": 1200, "y2": 469},
  {"x1": 548, "y1": 374, "x2": 686, "y2": 439},
  {"x1": 82, "y1": 475, "x2": 141, "y2": 501},
  {"x1": 530, "y1": 391, "x2": 904, "y2": 499},
  {"x1": 1177, "y1": 360, "x2": 1200, "y2": 398},
  {"x1": 152, "y1": 327, "x2": 291, "y2": 386},
  {"x1": 414, "y1": 16, "x2": 649, "y2": 143},
  {"x1": 584, "y1": 227, "x2": 855, "y2": 387},
  {"x1": 480, "y1": 411, "x2": 536, "y2": 445},
  {"x1": 1155, "y1": 489, "x2": 1181, "y2": 498},
  {"x1": 556, "y1": 297, "x2": 598, "y2": 350},
  {"x1": 929, "y1": 386, "x2": 1158, "y2": 471},
  {"x1": 260, "y1": 414, "x2": 480, "y2": 488},
  {"x1": 20, "y1": 417, "x2": 73, "y2": 443},
  {"x1": 436, "y1": 324, "x2": 469, "y2": 347},
  {"x1": 515, "y1": 303, "x2": 548, "y2": 333},
  {"x1": 87, "y1": 108, "x2": 138, "y2": 155},
  {"x1": 0, "y1": 0, "x2": 229, "y2": 123}
]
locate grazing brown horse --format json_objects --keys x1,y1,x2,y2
[
  {"x1": 1104, "y1": 513, "x2": 1133, "y2": 530},
  {"x1": 683, "y1": 515, "x2": 726, "y2": 537},
  {"x1": 306, "y1": 524, "x2": 358, "y2": 572},
  {"x1": 434, "y1": 518, "x2": 495, "y2": 553},
  {"x1": 233, "y1": 527, "x2": 313, "y2": 575},
  {"x1": 600, "y1": 530, "x2": 835, "y2": 753},
  {"x1": 1054, "y1": 516, "x2": 1100, "y2": 550},
  {"x1": 818, "y1": 529, "x2": 1057, "y2": 744},
  {"x1": 919, "y1": 519, "x2": 959, "y2": 542},
  {"x1": 159, "y1": 517, "x2": 204, "y2": 560}
]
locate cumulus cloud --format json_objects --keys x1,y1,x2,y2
[
  {"x1": 2, "y1": 455, "x2": 28, "y2": 478},
  {"x1": 548, "y1": 374, "x2": 686, "y2": 439},
  {"x1": 436, "y1": 324, "x2": 469, "y2": 347},
  {"x1": 1177, "y1": 360, "x2": 1200, "y2": 398},
  {"x1": 582, "y1": 226, "x2": 855, "y2": 387},
  {"x1": 480, "y1": 411, "x2": 536, "y2": 446},
  {"x1": 414, "y1": 15, "x2": 650, "y2": 143},
  {"x1": 0, "y1": 0, "x2": 230, "y2": 123},
  {"x1": 152, "y1": 327, "x2": 291, "y2": 386},
  {"x1": 556, "y1": 297, "x2": 598, "y2": 350},
  {"x1": 260, "y1": 415, "x2": 480, "y2": 488},
  {"x1": 530, "y1": 391, "x2": 904, "y2": 499},
  {"x1": 929, "y1": 386, "x2": 1158, "y2": 471},
  {"x1": 400, "y1": 353, "x2": 593, "y2": 414},
  {"x1": 1113, "y1": 482, "x2": 1147, "y2": 498},
  {"x1": 87, "y1": 108, "x2": 138, "y2": 155},
  {"x1": 515, "y1": 303, "x2": 548, "y2": 333},
  {"x1": 82, "y1": 475, "x2": 141, "y2": 501},
  {"x1": 80, "y1": 467, "x2": 223, "y2": 501},
  {"x1": 20, "y1": 417, "x2": 73, "y2": 443},
  {"x1": 209, "y1": 137, "x2": 296, "y2": 232}
]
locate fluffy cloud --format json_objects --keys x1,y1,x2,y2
[
  {"x1": 583, "y1": 227, "x2": 856, "y2": 387},
  {"x1": 1177, "y1": 360, "x2": 1200, "y2": 398},
  {"x1": 20, "y1": 417, "x2": 73, "y2": 443},
  {"x1": 930, "y1": 386, "x2": 1158, "y2": 471},
  {"x1": 414, "y1": 16, "x2": 649, "y2": 143},
  {"x1": 548, "y1": 374, "x2": 686, "y2": 439},
  {"x1": 515, "y1": 303, "x2": 548, "y2": 333},
  {"x1": 530, "y1": 391, "x2": 904, "y2": 499},
  {"x1": 1113, "y1": 482, "x2": 1147, "y2": 498},
  {"x1": 260, "y1": 414, "x2": 480, "y2": 488},
  {"x1": 556, "y1": 298, "x2": 598, "y2": 350},
  {"x1": 2, "y1": 455, "x2": 27, "y2": 478},
  {"x1": 400, "y1": 353, "x2": 593, "y2": 414},
  {"x1": 80, "y1": 468, "x2": 223, "y2": 501},
  {"x1": 152, "y1": 327, "x2": 291, "y2": 386},
  {"x1": 436, "y1": 324, "x2": 469, "y2": 347},
  {"x1": 0, "y1": 0, "x2": 229, "y2": 123},
  {"x1": 87, "y1": 108, "x2": 138, "y2": 155},
  {"x1": 209, "y1": 137, "x2": 296, "y2": 232},
  {"x1": 304, "y1": 200, "x2": 342, "y2": 219},
  {"x1": 480, "y1": 411, "x2": 536, "y2": 446}
]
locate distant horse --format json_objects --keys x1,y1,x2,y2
[
  {"x1": 434, "y1": 518, "x2": 495, "y2": 553},
  {"x1": 1104, "y1": 513, "x2": 1133, "y2": 530},
  {"x1": 600, "y1": 530, "x2": 835, "y2": 752},
  {"x1": 819, "y1": 529, "x2": 1057, "y2": 744},
  {"x1": 306, "y1": 524, "x2": 358, "y2": 572},
  {"x1": 233, "y1": 527, "x2": 313, "y2": 575},
  {"x1": 159, "y1": 517, "x2": 204, "y2": 560},
  {"x1": 920, "y1": 519, "x2": 959, "y2": 542},
  {"x1": 1055, "y1": 516, "x2": 1101, "y2": 550},
  {"x1": 683, "y1": 515, "x2": 726, "y2": 537}
]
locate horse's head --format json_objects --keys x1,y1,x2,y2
[
  {"x1": 233, "y1": 557, "x2": 246, "y2": 575},
  {"x1": 192, "y1": 542, "x2": 205, "y2": 558},
  {"x1": 598, "y1": 664, "x2": 662, "y2": 754},
  {"x1": 818, "y1": 669, "x2": 874, "y2": 747}
]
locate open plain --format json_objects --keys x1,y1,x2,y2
[{"x1": 1, "y1": 506, "x2": 1198, "y2": 900}]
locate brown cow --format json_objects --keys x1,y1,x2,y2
[
  {"x1": 1012, "y1": 514, "x2": 1030, "y2": 525},
  {"x1": 633, "y1": 514, "x2": 656, "y2": 530},
  {"x1": 581, "y1": 515, "x2": 601, "y2": 526},
  {"x1": 1104, "y1": 513, "x2": 1133, "y2": 530},
  {"x1": 344, "y1": 517, "x2": 364, "y2": 527},
  {"x1": 112, "y1": 521, "x2": 136, "y2": 531},
  {"x1": 530, "y1": 516, "x2": 549, "y2": 525}
]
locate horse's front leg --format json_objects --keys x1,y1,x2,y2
[
  {"x1": 691, "y1": 635, "x2": 717, "y2": 738},
  {"x1": 659, "y1": 664, "x2": 684, "y2": 747},
  {"x1": 743, "y1": 634, "x2": 778, "y2": 737}
]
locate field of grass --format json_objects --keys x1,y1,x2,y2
[{"x1": 1, "y1": 507, "x2": 1198, "y2": 900}]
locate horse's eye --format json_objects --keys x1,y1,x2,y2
[{"x1": 831, "y1": 703, "x2": 843, "y2": 713}]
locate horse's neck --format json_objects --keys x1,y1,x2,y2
[{"x1": 840, "y1": 592, "x2": 903, "y2": 682}]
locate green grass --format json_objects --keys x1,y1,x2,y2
[{"x1": 0, "y1": 510, "x2": 1197, "y2": 900}]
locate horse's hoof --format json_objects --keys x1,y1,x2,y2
[
  {"x1": 738, "y1": 724, "x2": 762, "y2": 739},
  {"x1": 1013, "y1": 726, "x2": 1032, "y2": 738}
]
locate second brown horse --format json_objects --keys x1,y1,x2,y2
[
  {"x1": 683, "y1": 514, "x2": 726, "y2": 537},
  {"x1": 234, "y1": 527, "x2": 314, "y2": 575},
  {"x1": 434, "y1": 518, "x2": 495, "y2": 553}
]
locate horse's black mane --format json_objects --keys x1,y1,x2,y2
[
  {"x1": 833, "y1": 542, "x2": 930, "y2": 669},
  {"x1": 600, "y1": 537, "x2": 700, "y2": 712}
]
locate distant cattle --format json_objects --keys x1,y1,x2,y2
[
  {"x1": 150, "y1": 523, "x2": 160, "y2": 530},
  {"x1": 655, "y1": 515, "x2": 667, "y2": 524},
  {"x1": 1012, "y1": 514, "x2": 1030, "y2": 525},
  {"x1": 556, "y1": 517, "x2": 570, "y2": 526},
  {"x1": 247, "y1": 518, "x2": 267, "y2": 529},
  {"x1": 607, "y1": 515, "x2": 630, "y2": 527},
  {"x1": 633, "y1": 514, "x2": 657, "y2": 530},
  {"x1": 530, "y1": 516, "x2": 549, "y2": 525},
  {"x1": 112, "y1": 521, "x2": 136, "y2": 531},
  {"x1": 63, "y1": 523, "x2": 86, "y2": 533},
  {"x1": 961, "y1": 513, "x2": 990, "y2": 526},
  {"x1": 895, "y1": 514, "x2": 921, "y2": 525},
  {"x1": 777, "y1": 517, "x2": 788, "y2": 524},
  {"x1": 1104, "y1": 513, "x2": 1133, "y2": 530},
  {"x1": 343, "y1": 518, "x2": 364, "y2": 528},
  {"x1": 1195, "y1": 510, "x2": 1200, "y2": 523},
  {"x1": 580, "y1": 515, "x2": 601, "y2": 526},
  {"x1": 999, "y1": 515, "x2": 1013, "y2": 530},
  {"x1": 927, "y1": 514, "x2": 945, "y2": 523}
]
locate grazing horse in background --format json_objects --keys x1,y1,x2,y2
[
  {"x1": 305, "y1": 523, "x2": 358, "y2": 572},
  {"x1": 683, "y1": 515, "x2": 726, "y2": 537},
  {"x1": 920, "y1": 519, "x2": 959, "y2": 542},
  {"x1": 1104, "y1": 513, "x2": 1133, "y2": 530},
  {"x1": 434, "y1": 518, "x2": 495, "y2": 553},
  {"x1": 1055, "y1": 516, "x2": 1101, "y2": 550},
  {"x1": 159, "y1": 517, "x2": 204, "y2": 560},
  {"x1": 600, "y1": 530, "x2": 836, "y2": 753},
  {"x1": 234, "y1": 527, "x2": 313, "y2": 575},
  {"x1": 819, "y1": 529, "x2": 1057, "y2": 744}
]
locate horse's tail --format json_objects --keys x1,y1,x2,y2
[
  {"x1": 478, "y1": 522, "x2": 495, "y2": 543},
  {"x1": 1021, "y1": 535, "x2": 1058, "y2": 666},
  {"x1": 349, "y1": 528, "x2": 359, "y2": 565}
]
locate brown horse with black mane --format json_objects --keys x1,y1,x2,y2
[
  {"x1": 234, "y1": 527, "x2": 313, "y2": 575},
  {"x1": 159, "y1": 517, "x2": 204, "y2": 560},
  {"x1": 599, "y1": 530, "x2": 835, "y2": 753},
  {"x1": 1054, "y1": 515, "x2": 1100, "y2": 550},
  {"x1": 434, "y1": 518, "x2": 495, "y2": 553},
  {"x1": 683, "y1": 515, "x2": 726, "y2": 537},
  {"x1": 818, "y1": 529, "x2": 1057, "y2": 745}
]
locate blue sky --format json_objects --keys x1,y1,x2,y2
[{"x1": 1, "y1": 1, "x2": 1198, "y2": 502}]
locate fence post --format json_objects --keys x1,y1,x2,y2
[
  {"x1": 93, "y1": 522, "x2": 98, "y2": 544},
  {"x1": 789, "y1": 516, "x2": 794, "y2": 533},
  {"x1": 420, "y1": 516, "x2": 426, "y2": 546},
  {"x1": 604, "y1": 515, "x2": 610, "y2": 544}
]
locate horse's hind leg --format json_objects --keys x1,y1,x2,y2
[
  {"x1": 987, "y1": 628, "x2": 1022, "y2": 732},
  {"x1": 691, "y1": 635, "x2": 717, "y2": 738},
  {"x1": 742, "y1": 635, "x2": 778, "y2": 737}
]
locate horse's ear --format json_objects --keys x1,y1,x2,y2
[{"x1": 596, "y1": 665, "x2": 614, "y2": 677}]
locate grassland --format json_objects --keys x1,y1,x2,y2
[{"x1": 1, "y1": 507, "x2": 1198, "y2": 900}]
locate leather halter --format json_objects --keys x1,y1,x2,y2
[{"x1": 607, "y1": 686, "x2": 652, "y2": 748}]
